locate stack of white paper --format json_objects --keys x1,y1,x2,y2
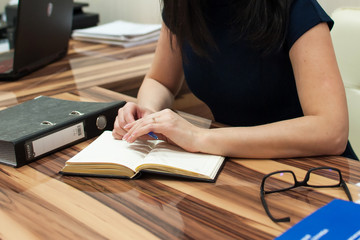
[{"x1": 72, "y1": 20, "x2": 161, "y2": 48}]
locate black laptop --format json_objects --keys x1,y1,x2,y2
[{"x1": 0, "y1": 0, "x2": 73, "y2": 80}]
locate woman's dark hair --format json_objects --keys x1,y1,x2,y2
[{"x1": 161, "y1": 0, "x2": 294, "y2": 57}]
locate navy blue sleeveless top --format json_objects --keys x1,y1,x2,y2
[{"x1": 164, "y1": 0, "x2": 358, "y2": 160}]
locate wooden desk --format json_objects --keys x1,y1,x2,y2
[
  {"x1": 0, "y1": 40, "x2": 156, "y2": 108},
  {"x1": 0, "y1": 87, "x2": 359, "y2": 240},
  {"x1": 0, "y1": 39, "x2": 213, "y2": 119}
]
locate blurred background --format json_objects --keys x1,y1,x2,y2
[{"x1": 0, "y1": 0, "x2": 359, "y2": 25}]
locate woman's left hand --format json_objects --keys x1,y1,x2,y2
[{"x1": 122, "y1": 109, "x2": 204, "y2": 152}]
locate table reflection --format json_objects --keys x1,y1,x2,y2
[{"x1": 0, "y1": 40, "x2": 156, "y2": 108}]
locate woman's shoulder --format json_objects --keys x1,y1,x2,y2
[
  {"x1": 290, "y1": 0, "x2": 333, "y2": 22},
  {"x1": 286, "y1": 0, "x2": 334, "y2": 50}
]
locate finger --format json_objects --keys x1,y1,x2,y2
[
  {"x1": 128, "y1": 114, "x2": 157, "y2": 132},
  {"x1": 124, "y1": 115, "x2": 161, "y2": 142},
  {"x1": 113, "y1": 129, "x2": 128, "y2": 140},
  {"x1": 114, "y1": 114, "x2": 125, "y2": 131},
  {"x1": 113, "y1": 116, "x2": 121, "y2": 132},
  {"x1": 124, "y1": 125, "x2": 155, "y2": 143},
  {"x1": 123, "y1": 120, "x2": 136, "y2": 130},
  {"x1": 112, "y1": 129, "x2": 123, "y2": 139},
  {"x1": 117, "y1": 107, "x2": 128, "y2": 128},
  {"x1": 113, "y1": 115, "x2": 130, "y2": 138},
  {"x1": 113, "y1": 116, "x2": 120, "y2": 129},
  {"x1": 112, "y1": 118, "x2": 128, "y2": 139},
  {"x1": 123, "y1": 107, "x2": 136, "y2": 124}
]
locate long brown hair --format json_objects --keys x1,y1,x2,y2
[{"x1": 161, "y1": 0, "x2": 294, "y2": 57}]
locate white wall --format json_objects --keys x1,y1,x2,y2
[
  {"x1": 0, "y1": 0, "x2": 8, "y2": 15},
  {"x1": 318, "y1": 0, "x2": 360, "y2": 14},
  {"x1": 0, "y1": 0, "x2": 7, "y2": 8},
  {"x1": 83, "y1": 0, "x2": 162, "y2": 24}
]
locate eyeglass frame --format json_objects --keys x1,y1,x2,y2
[{"x1": 260, "y1": 166, "x2": 353, "y2": 222}]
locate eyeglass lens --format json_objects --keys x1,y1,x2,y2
[
  {"x1": 307, "y1": 168, "x2": 341, "y2": 187},
  {"x1": 263, "y1": 171, "x2": 296, "y2": 192}
]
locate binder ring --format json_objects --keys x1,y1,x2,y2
[
  {"x1": 41, "y1": 121, "x2": 56, "y2": 126},
  {"x1": 96, "y1": 115, "x2": 107, "y2": 130},
  {"x1": 69, "y1": 111, "x2": 84, "y2": 116}
]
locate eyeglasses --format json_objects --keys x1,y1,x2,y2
[{"x1": 260, "y1": 167, "x2": 353, "y2": 222}]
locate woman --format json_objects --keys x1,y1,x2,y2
[{"x1": 113, "y1": 0, "x2": 358, "y2": 160}]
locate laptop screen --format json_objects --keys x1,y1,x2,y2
[{"x1": 13, "y1": 0, "x2": 73, "y2": 74}]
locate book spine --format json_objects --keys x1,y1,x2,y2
[{"x1": 12, "y1": 101, "x2": 125, "y2": 167}]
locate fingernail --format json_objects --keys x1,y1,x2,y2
[
  {"x1": 122, "y1": 133, "x2": 128, "y2": 141},
  {"x1": 126, "y1": 134, "x2": 135, "y2": 142},
  {"x1": 124, "y1": 124, "x2": 130, "y2": 129}
]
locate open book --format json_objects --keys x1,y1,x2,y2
[{"x1": 60, "y1": 131, "x2": 225, "y2": 182}]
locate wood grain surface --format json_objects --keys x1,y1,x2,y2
[
  {"x1": 0, "y1": 88, "x2": 359, "y2": 240},
  {"x1": 0, "y1": 40, "x2": 156, "y2": 108},
  {"x1": 0, "y1": 40, "x2": 359, "y2": 239}
]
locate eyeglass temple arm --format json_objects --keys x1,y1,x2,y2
[
  {"x1": 260, "y1": 191, "x2": 291, "y2": 222},
  {"x1": 341, "y1": 180, "x2": 353, "y2": 202}
]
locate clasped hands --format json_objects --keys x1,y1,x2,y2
[{"x1": 112, "y1": 102, "x2": 203, "y2": 152}]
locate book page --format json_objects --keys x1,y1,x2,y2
[
  {"x1": 72, "y1": 20, "x2": 161, "y2": 38},
  {"x1": 65, "y1": 131, "x2": 154, "y2": 172},
  {"x1": 71, "y1": 20, "x2": 161, "y2": 48},
  {"x1": 140, "y1": 141, "x2": 224, "y2": 179}
]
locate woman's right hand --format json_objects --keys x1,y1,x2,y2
[{"x1": 112, "y1": 102, "x2": 154, "y2": 140}]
